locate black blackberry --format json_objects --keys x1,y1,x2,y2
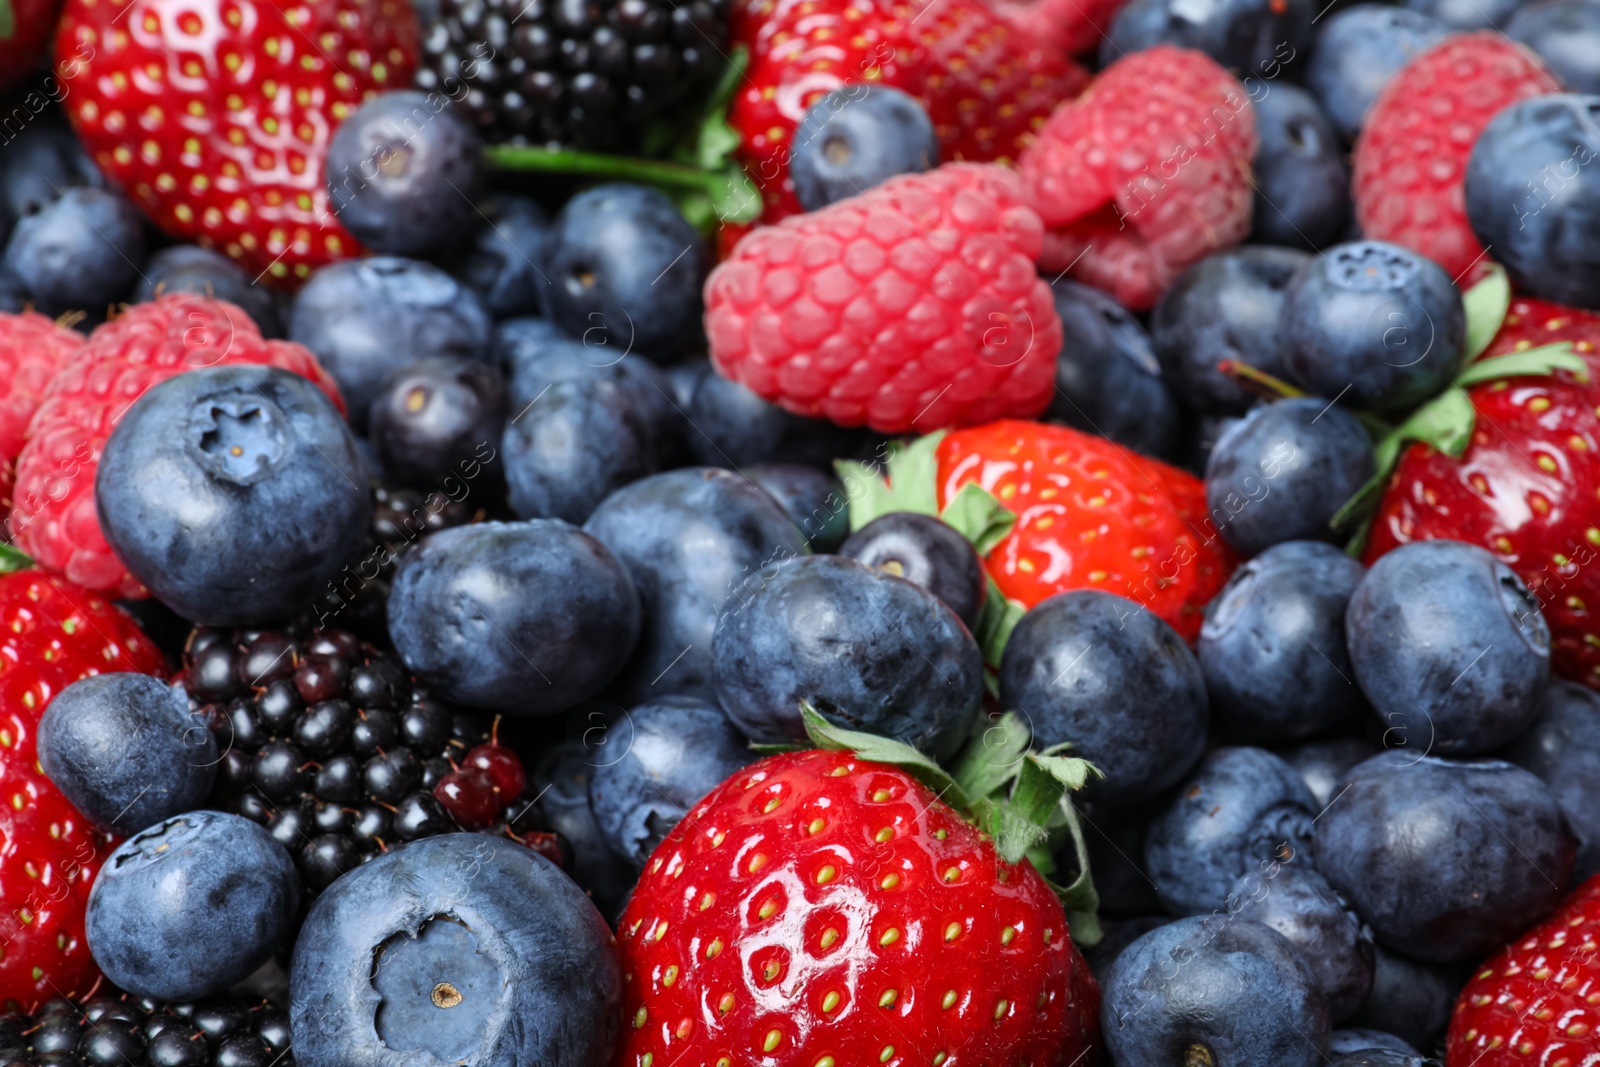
[
  {"x1": 417, "y1": 0, "x2": 732, "y2": 151},
  {"x1": 185, "y1": 625, "x2": 564, "y2": 896},
  {"x1": 0, "y1": 993, "x2": 291, "y2": 1067}
]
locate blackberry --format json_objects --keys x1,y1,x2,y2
[
  {"x1": 417, "y1": 0, "x2": 731, "y2": 151},
  {"x1": 185, "y1": 624, "x2": 563, "y2": 895},
  {"x1": 0, "y1": 993, "x2": 291, "y2": 1067}
]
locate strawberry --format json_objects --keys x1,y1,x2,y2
[
  {"x1": 1447, "y1": 872, "x2": 1600, "y2": 1064},
  {"x1": 0, "y1": 313, "x2": 85, "y2": 524},
  {"x1": 12, "y1": 293, "x2": 344, "y2": 599},
  {"x1": 1018, "y1": 46, "x2": 1257, "y2": 312},
  {"x1": 982, "y1": 0, "x2": 1126, "y2": 59},
  {"x1": 705, "y1": 163, "x2": 1061, "y2": 435},
  {"x1": 0, "y1": 565, "x2": 165, "y2": 1011},
  {"x1": 0, "y1": 0, "x2": 64, "y2": 93},
  {"x1": 1352, "y1": 33, "x2": 1557, "y2": 280},
  {"x1": 729, "y1": 0, "x2": 1089, "y2": 223},
  {"x1": 614, "y1": 724, "x2": 1100, "y2": 1067},
  {"x1": 53, "y1": 0, "x2": 420, "y2": 286}
]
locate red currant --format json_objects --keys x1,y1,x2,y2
[
  {"x1": 434, "y1": 768, "x2": 500, "y2": 828},
  {"x1": 464, "y1": 743, "x2": 526, "y2": 799}
]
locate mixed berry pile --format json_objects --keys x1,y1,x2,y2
[{"x1": 1, "y1": 0, "x2": 1599, "y2": 1063}]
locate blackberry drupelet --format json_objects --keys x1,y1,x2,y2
[
  {"x1": 417, "y1": 0, "x2": 731, "y2": 151},
  {"x1": 184, "y1": 625, "x2": 562, "y2": 896},
  {"x1": 0, "y1": 994, "x2": 291, "y2": 1067}
]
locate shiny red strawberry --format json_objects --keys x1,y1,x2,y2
[
  {"x1": 614, "y1": 746, "x2": 1100, "y2": 1067},
  {"x1": 0, "y1": 312, "x2": 84, "y2": 524},
  {"x1": 1366, "y1": 296, "x2": 1600, "y2": 688},
  {"x1": 1447, "y1": 873, "x2": 1600, "y2": 1064},
  {"x1": 0, "y1": 567, "x2": 165, "y2": 1011},
  {"x1": 54, "y1": 0, "x2": 420, "y2": 286},
  {"x1": 0, "y1": 0, "x2": 64, "y2": 92}
]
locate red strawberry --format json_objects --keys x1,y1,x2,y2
[
  {"x1": 937, "y1": 420, "x2": 1234, "y2": 641},
  {"x1": 1018, "y1": 46, "x2": 1257, "y2": 312},
  {"x1": 1447, "y1": 872, "x2": 1600, "y2": 1064},
  {"x1": 705, "y1": 163, "x2": 1061, "y2": 434},
  {"x1": 1366, "y1": 296, "x2": 1600, "y2": 688},
  {"x1": 13, "y1": 293, "x2": 344, "y2": 598},
  {"x1": 730, "y1": 0, "x2": 1089, "y2": 223},
  {"x1": 614, "y1": 747, "x2": 1100, "y2": 1067},
  {"x1": 0, "y1": 567, "x2": 165, "y2": 1011},
  {"x1": 54, "y1": 0, "x2": 420, "y2": 286},
  {"x1": 0, "y1": 313, "x2": 85, "y2": 523},
  {"x1": 1353, "y1": 33, "x2": 1557, "y2": 280},
  {"x1": 0, "y1": 0, "x2": 65, "y2": 92},
  {"x1": 983, "y1": 0, "x2": 1126, "y2": 58}
]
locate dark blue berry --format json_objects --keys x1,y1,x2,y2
[
  {"x1": 745, "y1": 463, "x2": 850, "y2": 552},
  {"x1": 530, "y1": 742, "x2": 639, "y2": 921},
  {"x1": 1508, "y1": 0, "x2": 1600, "y2": 93},
  {"x1": 1252, "y1": 84, "x2": 1350, "y2": 250},
  {"x1": 839, "y1": 512, "x2": 986, "y2": 630},
  {"x1": 448, "y1": 196, "x2": 550, "y2": 319},
  {"x1": 1305, "y1": 5, "x2": 1447, "y2": 141},
  {"x1": 1227, "y1": 863, "x2": 1375, "y2": 1021},
  {"x1": 789, "y1": 85, "x2": 938, "y2": 211},
  {"x1": 1281, "y1": 736, "x2": 1377, "y2": 806},
  {"x1": 369, "y1": 356, "x2": 507, "y2": 488},
  {"x1": 1101, "y1": 0, "x2": 1310, "y2": 74},
  {"x1": 2, "y1": 186, "x2": 144, "y2": 316},
  {"x1": 679, "y1": 359, "x2": 863, "y2": 468},
  {"x1": 1346, "y1": 943, "x2": 1461, "y2": 1049},
  {"x1": 1504, "y1": 679, "x2": 1600, "y2": 880},
  {"x1": 1331, "y1": 1030, "x2": 1420, "y2": 1056},
  {"x1": 1403, "y1": 0, "x2": 1524, "y2": 29},
  {"x1": 0, "y1": 120, "x2": 105, "y2": 223},
  {"x1": 134, "y1": 245, "x2": 283, "y2": 336}
]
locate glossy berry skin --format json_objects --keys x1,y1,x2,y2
[
  {"x1": 326, "y1": 89, "x2": 483, "y2": 259},
  {"x1": 86, "y1": 811, "x2": 299, "y2": 1002},
  {"x1": 1100, "y1": 916, "x2": 1331, "y2": 1067},
  {"x1": 789, "y1": 85, "x2": 938, "y2": 211},
  {"x1": 680, "y1": 361, "x2": 863, "y2": 470},
  {"x1": 1045, "y1": 278, "x2": 1182, "y2": 461},
  {"x1": 0, "y1": 311, "x2": 83, "y2": 510},
  {"x1": 133, "y1": 245, "x2": 283, "y2": 337},
  {"x1": 1228, "y1": 863, "x2": 1375, "y2": 1022},
  {"x1": 1100, "y1": 0, "x2": 1311, "y2": 77},
  {"x1": 0, "y1": 991, "x2": 294, "y2": 1067},
  {"x1": 55, "y1": 0, "x2": 420, "y2": 287},
  {"x1": 1020, "y1": 46, "x2": 1257, "y2": 312},
  {"x1": 746, "y1": 464, "x2": 850, "y2": 552},
  {"x1": 1315, "y1": 754, "x2": 1575, "y2": 962},
  {"x1": 369, "y1": 356, "x2": 507, "y2": 488},
  {"x1": 1151, "y1": 246, "x2": 1309, "y2": 415},
  {"x1": 838, "y1": 512, "x2": 986, "y2": 629},
  {"x1": 290, "y1": 834, "x2": 621, "y2": 1067},
  {"x1": 1305, "y1": 5, "x2": 1448, "y2": 142},
  {"x1": 935, "y1": 420, "x2": 1235, "y2": 641},
  {"x1": 447, "y1": 197, "x2": 548, "y2": 321},
  {"x1": 711, "y1": 555, "x2": 983, "y2": 760},
  {"x1": 0, "y1": 121, "x2": 105, "y2": 226},
  {"x1": 1, "y1": 187, "x2": 145, "y2": 317},
  {"x1": 1349, "y1": 944, "x2": 1460, "y2": 1049},
  {"x1": 1504, "y1": 681, "x2": 1600, "y2": 880},
  {"x1": 531, "y1": 742, "x2": 641, "y2": 921},
  {"x1": 1348, "y1": 539, "x2": 1551, "y2": 754},
  {"x1": 14, "y1": 293, "x2": 345, "y2": 599},
  {"x1": 1466, "y1": 95, "x2": 1600, "y2": 309},
  {"x1": 1251, "y1": 85, "x2": 1351, "y2": 251},
  {"x1": 1000, "y1": 590, "x2": 1208, "y2": 806},
  {"x1": 614, "y1": 750, "x2": 1100, "y2": 1067},
  {"x1": 1508, "y1": 0, "x2": 1600, "y2": 93},
  {"x1": 1352, "y1": 34, "x2": 1558, "y2": 280},
  {"x1": 1144, "y1": 746, "x2": 1318, "y2": 916},
  {"x1": 1447, "y1": 873, "x2": 1600, "y2": 1065},
  {"x1": 387, "y1": 520, "x2": 641, "y2": 715},
  {"x1": 1283, "y1": 737, "x2": 1376, "y2": 807},
  {"x1": 1200, "y1": 541, "x2": 1368, "y2": 743},
  {"x1": 1403, "y1": 0, "x2": 1523, "y2": 29},
  {"x1": 1205, "y1": 397, "x2": 1376, "y2": 556},
  {"x1": 0, "y1": 573, "x2": 164, "y2": 1011}
]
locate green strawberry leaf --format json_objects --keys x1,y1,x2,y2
[
  {"x1": 950, "y1": 710, "x2": 1032, "y2": 801},
  {"x1": 0, "y1": 543, "x2": 31, "y2": 574},
  {"x1": 798, "y1": 701, "x2": 973, "y2": 813},
  {"x1": 747, "y1": 741, "x2": 806, "y2": 755},
  {"x1": 973, "y1": 577, "x2": 1026, "y2": 669},
  {"x1": 1456, "y1": 341, "x2": 1586, "y2": 386},
  {"x1": 940, "y1": 482, "x2": 1016, "y2": 556},
  {"x1": 1462, "y1": 263, "x2": 1512, "y2": 362},
  {"x1": 0, "y1": 1, "x2": 13, "y2": 40},
  {"x1": 989, "y1": 755, "x2": 1068, "y2": 867},
  {"x1": 1045, "y1": 799, "x2": 1101, "y2": 944}
]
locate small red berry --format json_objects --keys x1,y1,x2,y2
[
  {"x1": 434, "y1": 768, "x2": 500, "y2": 829},
  {"x1": 463, "y1": 743, "x2": 526, "y2": 800}
]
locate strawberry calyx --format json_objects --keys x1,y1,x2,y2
[{"x1": 0, "y1": 544, "x2": 33, "y2": 573}]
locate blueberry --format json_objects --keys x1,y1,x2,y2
[
  {"x1": 542, "y1": 184, "x2": 704, "y2": 362},
  {"x1": 290, "y1": 257, "x2": 493, "y2": 430},
  {"x1": 133, "y1": 246, "x2": 283, "y2": 336},
  {"x1": 1227, "y1": 863, "x2": 1375, "y2": 1021},
  {"x1": 1283, "y1": 240, "x2": 1467, "y2": 412},
  {"x1": 1403, "y1": 0, "x2": 1524, "y2": 29},
  {"x1": 369, "y1": 357, "x2": 507, "y2": 488},
  {"x1": 289, "y1": 834, "x2": 621, "y2": 1067},
  {"x1": 2, "y1": 186, "x2": 144, "y2": 316},
  {"x1": 713, "y1": 554, "x2": 982, "y2": 759},
  {"x1": 1465, "y1": 95, "x2": 1600, "y2": 309},
  {"x1": 681, "y1": 360, "x2": 864, "y2": 468},
  {"x1": 1151, "y1": 246, "x2": 1309, "y2": 415},
  {"x1": 326, "y1": 90, "x2": 484, "y2": 258},
  {"x1": 1503, "y1": 680, "x2": 1600, "y2": 879},
  {"x1": 37, "y1": 674, "x2": 216, "y2": 835},
  {"x1": 1045, "y1": 279, "x2": 1182, "y2": 460},
  {"x1": 1281, "y1": 736, "x2": 1377, "y2": 806},
  {"x1": 1183, "y1": 411, "x2": 1247, "y2": 475},
  {"x1": 1508, "y1": 0, "x2": 1600, "y2": 93},
  {"x1": 1145, "y1": 746, "x2": 1318, "y2": 915},
  {"x1": 1200, "y1": 541, "x2": 1368, "y2": 742},
  {"x1": 1330, "y1": 1030, "x2": 1420, "y2": 1056},
  {"x1": 1101, "y1": 0, "x2": 1311, "y2": 74},
  {"x1": 1205, "y1": 398, "x2": 1375, "y2": 557},
  {"x1": 0, "y1": 120, "x2": 105, "y2": 222},
  {"x1": 494, "y1": 316, "x2": 568, "y2": 379},
  {"x1": 1305, "y1": 6, "x2": 1448, "y2": 141},
  {"x1": 387, "y1": 520, "x2": 640, "y2": 715},
  {"x1": 1346, "y1": 943, "x2": 1461, "y2": 1049},
  {"x1": 839, "y1": 513, "x2": 986, "y2": 630},
  {"x1": 1000, "y1": 590, "x2": 1209, "y2": 805},
  {"x1": 1252, "y1": 84, "x2": 1351, "y2": 250},
  {"x1": 584, "y1": 468, "x2": 806, "y2": 704},
  {"x1": 587, "y1": 696, "x2": 752, "y2": 868},
  {"x1": 530, "y1": 741, "x2": 639, "y2": 921},
  {"x1": 1329, "y1": 1050, "x2": 1433, "y2": 1067},
  {"x1": 1347, "y1": 539, "x2": 1550, "y2": 754},
  {"x1": 1101, "y1": 916, "x2": 1331, "y2": 1067},
  {"x1": 1081, "y1": 915, "x2": 1170, "y2": 983},
  {"x1": 96, "y1": 365, "x2": 371, "y2": 626},
  {"x1": 745, "y1": 463, "x2": 850, "y2": 552},
  {"x1": 86, "y1": 812, "x2": 299, "y2": 1001},
  {"x1": 1314, "y1": 754, "x2": 1574, "y2": 961},
  {"x1": 447, "y1": 196, "x2": 550, "y2": 319},
  {"x1": 789, "y1": 85, "x2": 938, "y2": 211}
]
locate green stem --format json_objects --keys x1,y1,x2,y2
[
  {"x1": 1216, "y1": 359, "x2": 1308, "y2": 400},
  {"x1": 486, "y1": 146, "x2": 722, "y2": 193}
]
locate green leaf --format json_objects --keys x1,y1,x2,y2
[
  {"x1": 973, "y1": 577, "x2": 1026, "y2": 667},
  {"x1": 0, "y1": 1, "x2": 13, "y2": 40},
  {"x1": 0, "y1": 544, "x2": 30, "y2": 574},
  {"x1": 748, "y1": 741, "x2": 805, "y2": 755},
  {"x1": 950, "y1": 710, "x2": 1032, "y2": 801},
  {"x1": 989, "y1": 755, "x2": 1068, "y2": 866},
  {"x1": 798, "y1": 702, "x2": 972, "y2": 813},
  {"x1": 1332, "y1": 387, "x2": 1475, "y2": 539},
  {"x1": 939, "y1": 483, "x2": 1016, "y2": 557},
  {"x1": 1031, "y1": 753, "x2": 1101, "y2": 793},
  {"x1": 1462, "y1": 263, "x2": 1511, "y2": 362},
  {"x1": 1456, "y1": 341, "x2": 1585, "y2": 387},
  {"x1": 1047, "y1": 799, "x2": 1101, "y2": 938},
  {"x1": 1331, "y1": 433, "x2": 1404, "y2": 532},
  {"x1": 833, "y1": 459, "x2": 897, "y2": 531}
]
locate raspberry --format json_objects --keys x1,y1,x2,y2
[
  {"x1": 1019, "y1": 46, "x2": 1257, "y2": 311},
  {"x1": 705, "y1": 163, "x2": 1060, "y2": 434},
  {"x1": 13, "y1": 294, "x2": 344, "y2": 598},
  {"x1": 0, "y1": 313, "x2": 85, "y2": 522},
  {"x1": 1353, "y1": 33, "x2": 1558, "y2": 279},
  {"x1": 982, "y1": 0, "x2": 1126, "y2": 57}
]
